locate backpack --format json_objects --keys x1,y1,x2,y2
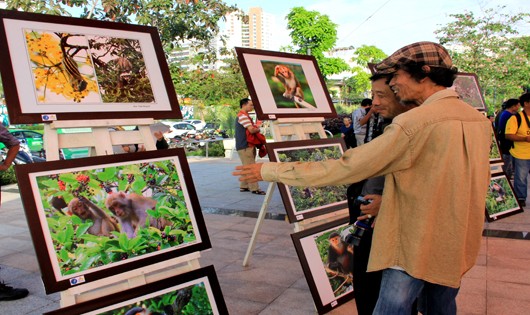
[{"x1": 498, "y1": 112, "x2": 523, "y2": 153}]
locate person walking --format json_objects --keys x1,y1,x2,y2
[
  {"x1": 496, "y1": 98, "x2": 520, "y2": 179},
  {"x1": 235, "y1": 98, "x2": 266, "y2": 195},
  {"x1": 352, "y1": 98, "x2": 372, "y2": 146},
  {"x1": 505, "y1": 93, "x2": 530, "y2": 206}
]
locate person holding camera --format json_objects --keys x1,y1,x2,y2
[
  {"x1": 234, "y1": 42, "x2": 491, "y2": 315},
  {"x1": 347, "y1": 72, "x2": 418, "y2": 315}
]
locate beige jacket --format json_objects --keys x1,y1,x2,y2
[{"x1": 262, "y1": 89, "x2": 491, "y2": 288}]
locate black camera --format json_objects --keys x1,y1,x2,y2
[
  {"x1": 342, "y1": 219, "x2": 373, "y2": 247},
  {"x1": 353, "y1": 195, "x2": 372, "y2": 207}
]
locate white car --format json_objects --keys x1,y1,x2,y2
[
  {"x1": 165, "y1": 122, "x2": 197, "y2": 138},
  {"x1": 183, "y1": 119, "x2": 206, "y2": 130}
]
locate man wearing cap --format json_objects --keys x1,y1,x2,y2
[{"x1": 234, "y1": 41, "x2": 491, "y2": 314}]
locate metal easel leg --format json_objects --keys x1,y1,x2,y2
[{"x1": 242, "y1": 182, "x2": 276, "y2": 266}]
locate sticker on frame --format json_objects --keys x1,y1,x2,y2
[
  {"x1": 266, "y1": 138, "x2": 349, "y2": 223},
  {"x1": 0, "y1": 9, "x2": 181, "y2": 123},
  {"x1": 44, "y1": 265, "x2": 228, "y2": 315},
  {"x1": 15, "y1": 149, "x2": 210, "y2": 293},
  {"x1": 291, "y1": 217, "x2": 355, "y2": 314},
  {"x1": 236, "y1": 47, "x2": 337, "y2": 120}
]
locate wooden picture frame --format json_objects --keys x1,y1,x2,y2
[
  {"x1": 44, "y1": 265, "x2": 228, "y2": 315},
  {"x1": 14, "y1": 149, "x2": 210, "y2": 293},
  {"x1": 489, "y1": 125, "x2": 503, "y2": 164},
  {"x1": 235, "y1": 47, "x2": 337, "y2": 120},
  {"x1": 266, "y1": 139, "x2": 349, "y2": 223},
  {"x1": 450, "y1": 72, "x2": 487, "y2": 111},
  {"x1": 486, "y1": 172, "x2": 523, "y2": 221},
  {"x1": 291, "y1": 217, "x2": 355, "y2": 314},
  {"x1": 0, "y1": 9, "x2": 181, "y2": 124}
]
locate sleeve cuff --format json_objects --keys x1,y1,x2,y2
[{"x1": 261, "y1": 162, "x2": 278, "y2": 182}]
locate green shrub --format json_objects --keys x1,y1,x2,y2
[
  {"x1": 184, "y1": 141, "x2": 225, "y2": 157},
  {"x1": 0, "y1": 167, "x2": 17, "y2": 185}
]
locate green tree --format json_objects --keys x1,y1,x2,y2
[
  {"x1": 286, "y1": 7, "x2": 349, "y2": 78},
  {"x1": 342, "y1": 45, "x2": 387, "y2": 100},
  {"x1": 435, "y1": 6, "x2": 530, "y2": 111},
  {"x1": 6, "y1": 0, "x2": 236, "y2": 56}
]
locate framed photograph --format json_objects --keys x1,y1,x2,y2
[
  {"x1": 235, "y1": 47, "x2": 337, "y2": 120},
  {"x1": 44, "y1": 265, "x2": 228, "y2": 315},
  {"x1": 450, "y1": 72, "x2": 487, "y2": 111},
  {"x1": 266, "y1": 139, "x2": 349, "y2": 223},
  {"x1": 485, "y1": 173, "x2": 523, "y2": 221},
  {"x1": 291, "y1": 217, "x2": 355, "y2": 314},
  {"x1": 489, "y1": 126, "x2": 502, "y2": 164},
  {"x1": 0, "y1": 9, "x2": 180, "y2": 124},
  {"x1": 15, "y1": 149, "x2": 210, "y2": 293}
]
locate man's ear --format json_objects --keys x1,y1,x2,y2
[{"x1": 421, "y1": 65, "x2": 431, "y2": 73}]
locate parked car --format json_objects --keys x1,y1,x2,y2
[
  {"x1": 183, "y1": 119, "x2": 206, "y2": 130},
  {"x1": 165, "y1": 122, "x2": 197, "y2": 139},
  {"x1": 0, "y1": 129, "x2": 44, "y2": 153}
]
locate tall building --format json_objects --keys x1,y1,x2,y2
[{"x1": 223, "y1": 7, "x2": 275, "y2": 50}]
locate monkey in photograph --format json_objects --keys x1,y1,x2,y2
[
  {"x1": 105, "y1": 191, "x2": 171, "y2": 238},
  {"x1": 273, "y1": 64, "x2": 304, "y2": 105},
  {"x1": 327, "y1": 232, "x2": 353, "y2": 276},
  {"x1": 68, "y1": 197, "x2": 119, "y2": 236}
]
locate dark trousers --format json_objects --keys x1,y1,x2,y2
[{"x1": 353, "y1": 229, "x2": 382, "y2": 315}]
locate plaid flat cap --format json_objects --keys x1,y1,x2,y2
[{"x1": 375, "y1": 41, "x2": 453, "y2": 74}]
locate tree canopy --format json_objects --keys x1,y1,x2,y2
[
  {"x1": 286, "y1": 7, "x2": 349, "y2": 78},
  {"x1": 6, "y1": 0, "x2": 236, "y2": 55},
  {"x1": 342, "y1": 45, "x2": 387, "y2": 99},
  {"x1": 436, "y1": 6, "x2": 530, "y2": 110}
]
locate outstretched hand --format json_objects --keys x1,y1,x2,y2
[{"x1": 233, "y1": 163, "x2": 264, "y2": 183}]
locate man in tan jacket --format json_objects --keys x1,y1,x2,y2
[{"x1": 234, "y1": 42, "x2": 491, "y2": 314}]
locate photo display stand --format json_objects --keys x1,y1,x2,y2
[
  {"x1": 243, "y1": 117, "x2": 349, "y2": 266},
  {"x1": 42, "y1": 118, "x2": 202, "y2": 307}
]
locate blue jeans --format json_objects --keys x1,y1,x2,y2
[
  {"x1": 502, "y1": 154, "x2": 514, "y2": 178},
  {"x1": 373, "y1": 269, "x2": 459, "y2": 315},
  {"x1": 513, "y1": 157, "x2": 530, "y2": 201}
]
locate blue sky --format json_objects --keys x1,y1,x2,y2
[{"x1": 224, "y1": 0, "x2": 530, "y2": 54}]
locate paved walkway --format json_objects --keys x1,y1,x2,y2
[{"x1": 0, "y1": 156, "x2": 530, "y2": 314}]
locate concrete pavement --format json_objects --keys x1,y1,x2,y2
[{"x1": 0, "y1": 156, "x2": 529, "y2": 314}]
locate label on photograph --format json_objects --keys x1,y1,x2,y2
[
  {"x1": 69, "y1": 275, "x2": 86, "y2": 286},
  {"x1": 296, "y1": 214, "x2": 304, "y2": 220},
  {"x1": 41, "y1": 114, "x2": 57, "y2": 121},
  {"x1": 331, "y1": 300, "x2": 338, "y2": 307},
  {"x1": 269, "y1": 114, "x2": 276, "y2": 119}
]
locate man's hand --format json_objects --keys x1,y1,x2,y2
[
  {"x1": 233, "y1": 163, "x2": 264, "y2": 183},
  {"x1": 357, "y1": 194, "x2": 382, "y2": 221},
  {"x1": 154, "y1": 131, "x2": 164, "y2": 141}
]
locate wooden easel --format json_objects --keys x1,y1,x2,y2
[
  {"x1": 242, "y1": 117, "x2": 348, "y2": 266},
  {"x1": 42, "y1": 118, "x2": 202, "y2": 306}
]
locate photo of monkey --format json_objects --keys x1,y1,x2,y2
[
  {"x1": 315, "y1": 227, "x2": 354, "y2": 298},
  {"x1": 485, "y1": 173, "x2": 522, "y2": 221},
  {"x1": 15, "y1": 149, "x2": 210, "y2": 293},
  {"x1": 262, "y1": 61, "x2": 316, "y2": 109},
  {"x1": 291, "y1": 218, "x2": 355, "y2": 314}
]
